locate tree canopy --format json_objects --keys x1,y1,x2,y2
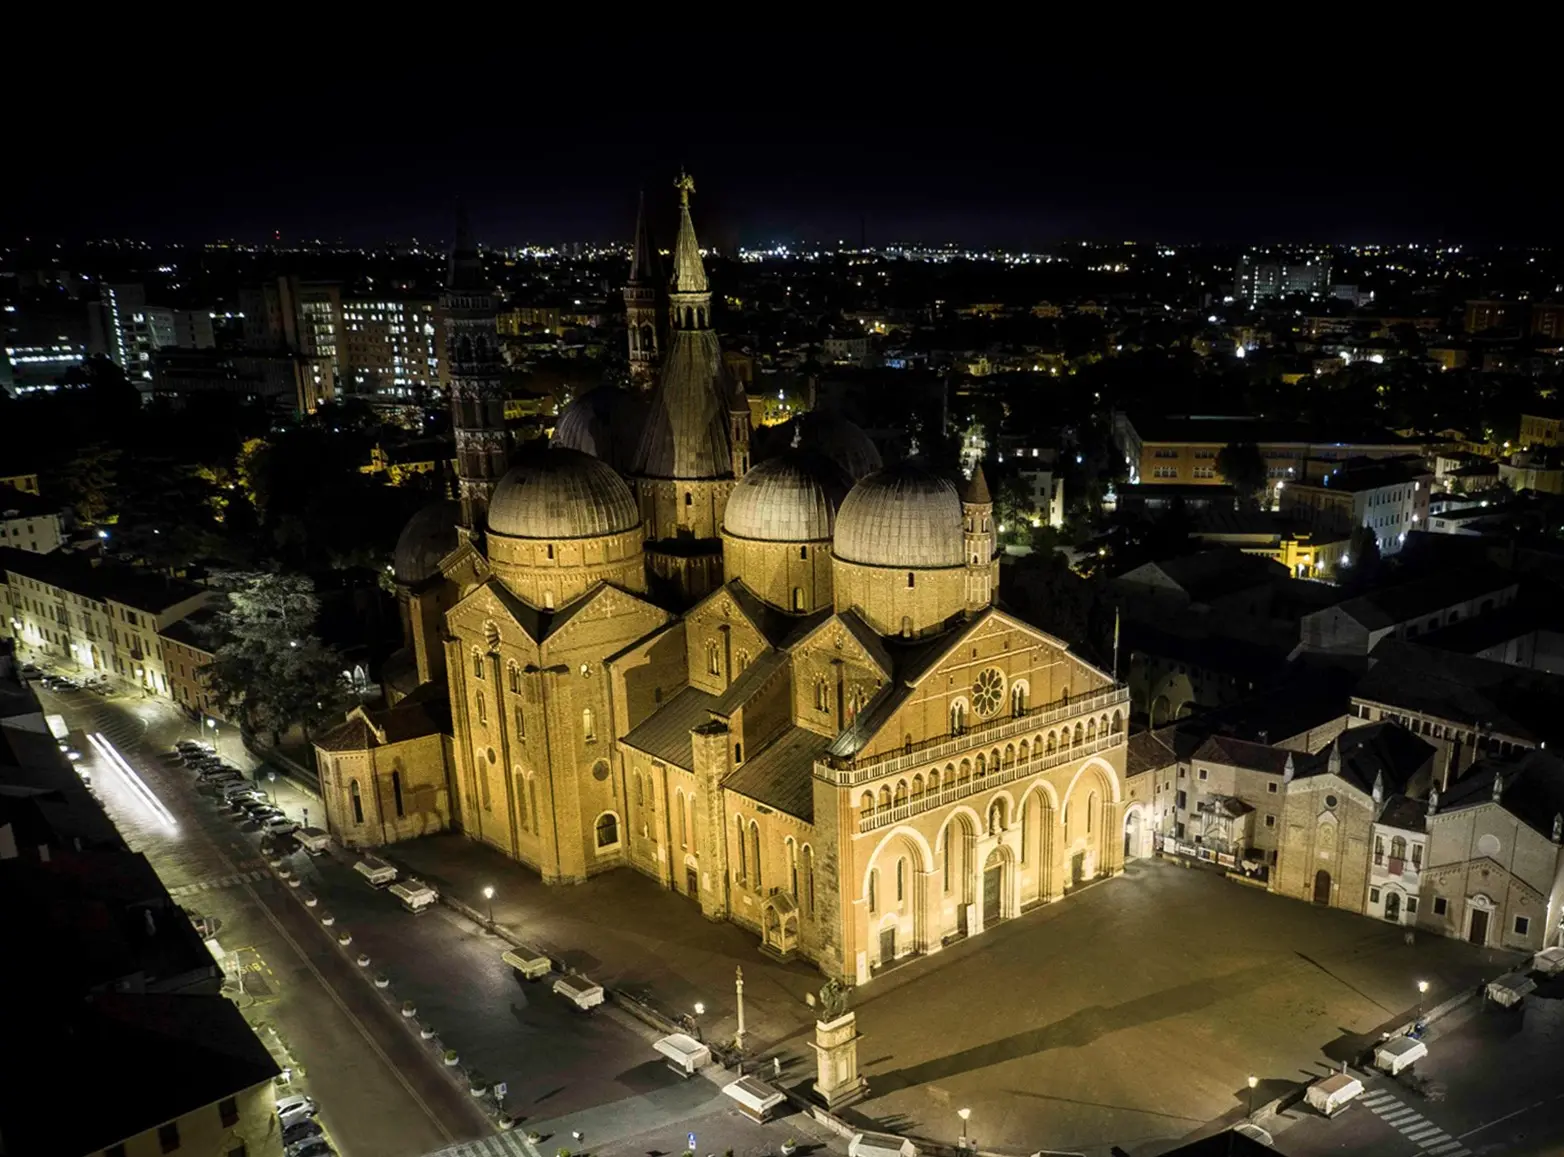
[{"x1": 1215, "y1": 441, "x2": 1268, "y2": 505}]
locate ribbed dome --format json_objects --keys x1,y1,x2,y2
[
  {"x1": 488, "y1": 449, "x2": 640, "y2": 540},
  {"x1": 772, "y1": 411, "x2": 883, "y2": 481},
  {"x1": 392, "y1": 500, "x2": 459, "y2": 585},
  {"x1": 551, "y1": 385, "x2": 648, "y2": 473},
  {"x1": 633, "y1": 329, "x2": 733, "y2": 479},
  {"x1": 724, "y1": 452, "x2": 850, "y2": 542},
  {"x1": 834, "y1": 463, "x2": 965, "y2": 568}
]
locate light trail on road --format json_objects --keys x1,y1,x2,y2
[{"x1": 87, "y1": 731, "x2": 178, "y2": 829}]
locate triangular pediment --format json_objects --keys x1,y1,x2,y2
[
  {"x1": 787, "y1": 612, "x2": 891, "y2": 679},
  {"x1": 437, "y1": 537, "x2": 490, "y2": 596},
  {"x1": 908, "y1": 608, "x2": 1111, "y2": 690}
]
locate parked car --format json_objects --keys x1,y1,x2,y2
[
  {"x1": 263, "y1": 817, "x2": 299, "y2": 837},
  {"x1": 282, "y1": 1119, "x2": 324, "y2": 1148},
  {"x1": 248, "y1": 809, "x2": 286, "y2": 827},
  {"x1": 278, "y1": 1103, "x2": 318, "y2": 1131},
  {"x1": 227, "y1": 792, "x2": 268, "y2": 810},
  {"x1": 276, "y1": 1094, "x2": 316, "y2": 1124},
  {"x1": 287, "y1": 1140, "x2": 333, "y2": 1157},
  {"x1": 201, "y1": 771, "x2": 245, "y2": 785}
]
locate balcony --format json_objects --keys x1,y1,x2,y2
[
  {"x1": 821, "y1": 684, "x2": 1129, "y2": 786},
  {"x1": 855, "y1": 729, "x2": 1127, "y2": 833}
]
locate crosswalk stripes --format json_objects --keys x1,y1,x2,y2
[
  {"x1": 426, "y1": 1131, "x2": 535, "y2": 1157},
  {"x1": 166, "y1": 870, "x2": 269, "y2": 898},
  {"x1": 1358, "y1": 1088, "x2": 1468, "y2": 1156}
]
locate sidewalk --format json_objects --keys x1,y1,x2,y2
[{"x1": 388, "y1": 835, "x2": 823, "y2": 1053}]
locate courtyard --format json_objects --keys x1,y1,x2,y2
[{"x1": 389, "y1": 835, "x2": 1515, "y2": 1156}]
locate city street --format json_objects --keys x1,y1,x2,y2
[
  {"x1": 44, "y1": 684, "x2": 1564, "y2": 1157},
  {"x1": 44, "y1": 685, "x2": 833, "y2": 1157}
]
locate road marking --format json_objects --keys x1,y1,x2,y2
[
  {"x1": 1458, "y1": 1093, "x2": 1564, "y2": 1140},
  {"x1": 1428, "y1": 1142, "x2": 1466, "y2": 1155},
  {"x1": 1360, "y1": 1087, "x2": 1468, "y2": 1156}
]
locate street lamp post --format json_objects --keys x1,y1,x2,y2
[
  {"x1": 266, "y1": 770, "x2": 278, "y2": 804},
  {"x1": 692, "y1": 1001, "x2": 705, "y2": 1042},
  {"x1": 735, "y1": 966, "x2": 746, "y2": 1048},
  {"x1": 483, "y1": 885, "x2": 495, "y2": 928},
  {"x1": 1417, "y1": 979, "x2": 1429, "y2": 1017},
  {"x1": 957, "y1": 1108, "x2": 971, "y2": 1149},
  {"x1": 205, "y1": 716, "x2": 219, "y2": 758},
  {"x1": 1247, "y1": 1075, "x2": 1258, "y2": 1120}
]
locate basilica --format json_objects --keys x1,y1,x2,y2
[{"x1": 314, "y1": 177, "x2": 1130, "y2": 984}]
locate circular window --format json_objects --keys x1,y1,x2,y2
[
  {"x1": 1478, "y1": 833, "x2": 1501, "y2": 857},
  {"x1": 972, "y1": 668, "x2": 1006, "y2": 716},
  {"x1": 486, "y1": 747, "x2": 497, "y2": 765},
  {"x1": 591, "y1": 759, "x2": 610, "y2": 782},
  {"x1": 1324, "y1": 794, "x2": 1338, "y2": 809}
]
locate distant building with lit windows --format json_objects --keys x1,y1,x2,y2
[
  {"x1": 1278, "y1": 457, "x2": 1432, "y2": 556},
  {"x1": 1236, "y1": 254, "x2": 1330, "y2": 303},
  {"x1": 341, "y1": 297, "x2": 447, "y2": 399}
]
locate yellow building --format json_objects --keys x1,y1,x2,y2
[
  {"x1": 1517, "y1": 411, "x2": 1561, "y2": 449},
  {"x1": 0, "y1": 471, "x2": 41, "y2": 495},
  {"x1": 320, "y1": 178, "x2": 1129, "y2": 986}
]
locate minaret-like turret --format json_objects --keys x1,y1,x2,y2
[
  {"x1": 728, "y1": 374, "x2": 751, "y2": 478},
  {"x1": 624, "y1": 191, "x2": 662, "y2": 391},
  {"x1": 668, "y1": 171, "x2": 711, "y2": 332},
  {"x1": 444, "y1": 205, "x2": 508, "y2": 538},
  {"x1": 961, "y1": 464, "x2": 998, "y2": 611}
]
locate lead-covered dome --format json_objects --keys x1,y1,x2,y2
[
  {"x1": 834, "y1": 463, "x2": 965, "y2": 568},
  {"x1": 551, "y1": 385, "x2": 648, "y2": 473},
  {"x1": 488, "y1": 449, "x2": 640, "y2": 540},
  {"x1": 392, "y1": 500, "x2": 459, "y2": 585},
  {"x1": 763, "y1": 411, "x2": 882, "y2": 481},
  {"x1": 724, "y1": 451, "x2": 850, "y2": 542}
]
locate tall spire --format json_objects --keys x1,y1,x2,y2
[
  {"x1": 624, "y1": 190, "x2": 663, "y2": 391},
  {"x1": 670, "y1": 171, "x2": 710, "y2": 299},
  {"x1": 447, "y1": 200, "x2": 481, "y2": 291},
  {"x1": 629, "y1": 190, "x2": 659, "y2": 287}
]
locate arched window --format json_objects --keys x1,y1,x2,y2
[
  {"x1": 1019, "y1": 740, "x2": 1029, "y2": 762},
  {"x1": 1087, "y1": 718, "x2": 1097, "y2": 741},
  {"x1": 707, "y1": 640, "x2": 721, "y2": 675},
  {"x1": 391, "y1": 770, "x2": 404, "y2": 818},
  {"x1": 634, "y1": 772, "x2": 644, "y2": 808},
  {"x1": 350, "y1": 779, "x2": 363, "y2": 825},
  {"x1": 788, "y1": 838, "x2": 799, "y2": 897},
  {"x1": 735, "y1": 816, "x2": 748, "y2": 882},
  {"x1": 582, "y1": 707, "x2": 595, "y2": 740},
  {"x1": 815, "y1": 679, "x2": 829, "y2": 712},
  {"x1": 1390, "y1": 835, "x2": 1407, "y2": 862},
  {"x1": 677, "y1": 790, "x2": 688, "y2": 848},
  {"x1": 868, "y1": 868, "x2": 878, "y2": 913},
  {"x1": 793, "y1": 588, "x2": 805, "y2": 611},
  {"x1": 951, "y1": 700, "x2": 967, "y2": 734},
  {"x1": 878, "y1": 785, "x2": 891, "y2": 808},
  {"x1": 517, "y1": 769, "x2": 529, "y2": 830},
  {"x1": 911, "y1": 774, "x2": 924, "y2": 800},
  {"x1": 976, "y1": 753, "x2": 987, "y2": 777},
  {"x1": 735, "y1": 650, "x2": 749, "y2": 673},
  {"x1": 1047, "y1": 731, "x2": 1057, "y2": 753},
  {"x1": 475, "y1": 690, "x2": 486, "y2": 725},
  {"x1": 685, "y1": 491, "x2": 693, "y2": 507},
  {"x1": 529, "y1": 777, "x2": 539, "y2": 831},
  {"x1": 1087, "y1": 791, "x2": 1097, "y2": 834},
  {"x1": 508, "y1": 663, "x2": 520, "y2": 694},
  {"x1": 514, "y1": 704, "x2": 525, "y2": 739},
  {"x1": 546, "y1": 543, "x2": 555, "y2": 560},
  {"x1": 734, "y1": 742, "x2": 743, "y2": 763},
  {"x1": 595, "y1": 812, "x2": 620, "y2": 848},
  {"x1": 472, "y1": 648, "x2": 484, "y2": 679},
  {"x1": 1011, "y1": 683, "x2": 1027, "y2": 716},
  {"x1": 1374, "y1": 835, "x2": 1385, "y2": 865},
  {"x1": 907, "y1": 572, "x2": 916, "y2": 588},
  {"x1": 942, "y1": 834, "x2": 953, "y2": 892},
  {"x1": 1003, "y1": 743, "x2": 1015, "y2": 767},
  {"x1": 896, "y1": 857, "x2": 906, "y2": 903},
  {"x1": 1111, "y1": 710, "x2": 1123, "y2": 734},
  {"x1": 1074, "y1": 722, "x2": 1084, "y2": 745},
  {"x1": 901, "y1": 615, "x2": 913, "y2": 637},
  {"x1": 750, "y1": 822, "x2": 762, "y2": 891},
  {"x1": 859, "y1": 791, "x2": 873, "y2": 818},
  {"x1": 958, "y1": 759, "x2": 971, "y2": 784},
  {"x1": 894, "y1": 780, "x2": 907, "y2": 806},
  {"x1": 803, "y1": 844, "x2": 815, "y2": 914}
]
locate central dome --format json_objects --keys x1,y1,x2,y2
[
  {"x1": 551, "y1": 385, "x2": 648, "y2": 473},
  {"x1": 724, "y1": 451, "x2": 850, "y2": 542},
  {"x1": 488, "y1": 449, "x2": 640, "y2": 540},
  {"x1": 833, "y1": 463, "x2": 965, "y2": 568},
  {"x1": 762, "y1": 411, "x2": 882, "y2": 481}
]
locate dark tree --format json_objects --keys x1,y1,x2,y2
[{"x1": 1215, "y1": 441, "x2": 1268, "y2": 506}]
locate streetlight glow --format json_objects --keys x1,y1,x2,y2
[
  {"x1": 694, "y1": 1002, "x2": 705, "y2": 1015},
  {"x1": 482, "y1": 885, "x2": 495, "y2": 928}
]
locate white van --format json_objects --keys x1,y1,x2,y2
[
  {"x1": 353, "y1": 855, "x2": 398, "y2": 886},
  {"x1": 389, "y1": 878, "x2": 438, "y2": 912},
  {"x1": 295, "y1": 827, "x2": 332, "y2": 855}
]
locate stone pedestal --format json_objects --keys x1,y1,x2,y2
[{"x1": 809, "y1": 1011, "x2": 868, "y2": 1109}]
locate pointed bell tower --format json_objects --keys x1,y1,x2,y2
[
  {"x1": 728, "y1": 374, "x2": 751, "y2": 478},
  {"x1": 624, "y1": 191, "x2": 662, "y2": 392},
  {"x1": 961, "y1": 464, "x2": 998, "y2": 612},
  {"x1": 444, "y1": 204, "x2": 508, "y2": 539}
]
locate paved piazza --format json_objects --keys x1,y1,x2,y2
[{"x1": 835, "y1": 858, "x2": 1511, "y2": 1155}]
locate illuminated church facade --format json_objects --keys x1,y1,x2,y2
[{"x1": 315, "y1": 177, "x2": 1129, "y2": 984}]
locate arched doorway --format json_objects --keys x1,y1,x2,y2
[
  {"x1": 982, "y1": 845, "x2": 1011, "y2": 928},
  {"x1": 1123, "y1": 806, "x2": 1148, "y2": 861},
  {"x1": 1383, "y1": 891, "x2": 1401, "y2": 921},
  {"x1": 1313, "y1": 869, "x2": 1331, "y2": 905},
  {"x1": 937, "y1": 813, "x2": 978, "y2": 937},
  {"x1": 1020, "y1": 788, "x2": 1055, "y2": 905},
  {"x1": 864, "y1": 828, "x2": 934, "y2": 968}
]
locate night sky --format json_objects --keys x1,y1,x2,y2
[{"x1": 9, "y1": 44, "x2": 1554, "y2": 249}]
